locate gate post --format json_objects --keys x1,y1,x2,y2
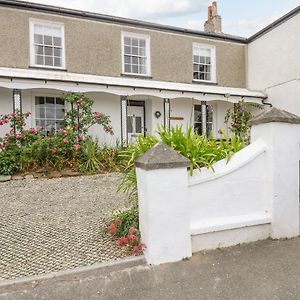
[
  {"x1": 250, "y1": 108, "x2": 300, "y2": 239},
  {"x1": 135, "y1": 142, "x2": 191, "y2": 265}
]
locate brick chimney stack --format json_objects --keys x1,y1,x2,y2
[{"x1": 204, "y1": 1, "x2": 222, "y2": 34}]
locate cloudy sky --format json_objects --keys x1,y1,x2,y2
[{"x1": 21, "y1": 0, "x2": 300, "y2": 37}]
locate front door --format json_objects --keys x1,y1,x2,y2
[{"x1": 127, "y1": 105, "x2": 144, "y2": 143}]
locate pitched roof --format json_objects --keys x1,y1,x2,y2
[{"x1": 0, "y1": 0, "x2": 247, "y2": 43}]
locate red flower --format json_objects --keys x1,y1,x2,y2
[
  {"x1": 128, "y1": 227, "x2": 137, "y2": 235},
  {"x1": 15, "y1": 134, "x2": 22, "y2": 139},
  {"x1": 51, "y1": 148, "x2": 57, "y2": 155},
  {"x1": 63, "y1": 138, "x2": 68, "y2": 143},
  {"x1": 128, "y1": 235, "x2": 137, "y2": 242},
  {"x1": 132, "y1": 245, "x2": 141, "y2": 254},
  {"x1": 74, "y1": 143, "x2": 81, "y2": 151},
  {"x1": 109, "y1": 224, "x2": 116, "y2": 236},
  {"x1": 116, "y1": 237, "x2": 128, "y2": 246}
]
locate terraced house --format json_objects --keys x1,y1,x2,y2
[{"x1": 0, "y1": 0, "x2": 284, "y2": 145}]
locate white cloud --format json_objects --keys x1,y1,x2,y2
[
  {"x1": 23, "y1": 0, "x2": 209, "y2": 20},
  {"x1": 223, "y1": 12, "x2": 284, "y2": 37}
]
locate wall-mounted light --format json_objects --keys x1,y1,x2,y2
[{"x1": 155, "y1": 111, "x2": 162, "y2": 119}]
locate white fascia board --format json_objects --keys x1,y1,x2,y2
[{"x1": 0, "y1": 67, "x2": 266, "y2": 100}]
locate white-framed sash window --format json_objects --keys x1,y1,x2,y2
[
  {"x1": 30, "y1": 19, "x2": 66, "y2": 69},
  {"x1": 35, "y1": 96, "x2": 65, "y2": 134},
  {"x1": 193, "y1": 43, "x2": 216, "y2": 83},
  {"x1": 122, "y1": 32, "x2": 151, "y2": 76}
]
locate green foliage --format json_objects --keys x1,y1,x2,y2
[
  {"x1": 109, "y1": 208, "x2": 139, "y2": 238},
  {"x1": 225, "y1": 100, "x2": 263, "y2": 143},
  {"x1": 0, "y1": 149, "x2": 21, "y2": 175},
  {"x1": 118, "y1": 126, "x2": 245, "y2": 201},
  {"x1": 0, "y1": 93, "x2": 121, "y2": 175},
  {"x1": 118, "y1": 134, "x2": 158, "y2": 202}
]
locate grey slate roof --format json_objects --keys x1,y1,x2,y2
[{"x1": 249, "y1": 107, "x2": 300, "y2": 126}]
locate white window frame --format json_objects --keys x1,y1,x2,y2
[
  {"x1": 29, "y1": 19, "x2": 66, "y2": 69},
  {"x1": 192, "y1": 43, "x2": 216, "y2": 84},
  {"x1": 121, "y1": 31, "x2": 151, "y2": 77}
]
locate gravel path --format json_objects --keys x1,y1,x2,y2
[{"x1": 0, "y1": 174, "x2": 130, "y2": 280}]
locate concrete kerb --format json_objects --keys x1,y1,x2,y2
[{"x1": 0, "y1": 255, "x2": 145, "y2": 292}]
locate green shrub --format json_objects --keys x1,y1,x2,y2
[
  {"x1": 118, "y1": 126, "x2": 245, "y2": 202},
  {"x1": 108, "y1": 207, "x2": 139, "y2": 238},
  {"x1": 0, "y1": 149, "x2": 21, "y2": 175},
  {"x1": 79, "y1": 138, "x2": 102, "y2": 173}
]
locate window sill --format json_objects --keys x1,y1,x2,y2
[
  {"x1": 192, "y1": 80, "x2": 218, "y2": 85},
  {"x1": 29, "y1": 66, "x2": 68, "y2": 72},
  {"x1": 121, "y1": 73, "x2": 152, "y2": 80}
]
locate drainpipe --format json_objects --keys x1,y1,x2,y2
[{"x1": 261, "y1": 99, "x2": 273, "y2": 108}]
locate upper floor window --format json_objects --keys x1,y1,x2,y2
[
  {"x1": 193, "y1": 44, "x2": 216, "y2": 83},
  {"x1": 122, "y1": 32, "x2": 151, "y2": 76},
  {"x1": 30, "y1": 20, "x2": 65, "y2": 69}
]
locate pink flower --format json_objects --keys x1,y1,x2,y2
[
  {"x1": 128, "y1": 227, "x2": 137, "y2": 235},
  {"x1": 63, "y1": 138, "x2": 68, "y2": 143},
  {"x1": 51, "y1": 148, "x2": 57, "y2": 155},
  {"x1": 117, "y1": 237, "x2": 128, "y2": 247},
  {"x1": 74, "y1": 143, "x2": 81, "y2": 151},
  {"x1": 109, "y1": 224, "x2": 116, "y2": 236},
  {"x1": 114, "y1": 219, "x2": 122, "y2": 226},
  {"x1": 15, "y1": 134, "x2": 22, "y2": 139},
  {"x1": 128, "y1": 235, "x2": 137, "y2": 242}
]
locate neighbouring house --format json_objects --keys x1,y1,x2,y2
[{"x1": 2, "y1": 0, "x2": 294, "y2": 145}]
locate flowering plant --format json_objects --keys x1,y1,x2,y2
[{"x1": 61, "y1": 93, "x2": 113, "y2": 136}]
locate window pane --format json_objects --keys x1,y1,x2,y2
[
  {"x1": 44, "y1": 46, "x2": 53, "y2": 56},
  {"x1": 124, "y1": 46, "x2": 131, "y2": 55},
  {"x1": 35, "y1": 97, "x2": 45, "y2": 105},
  {"x1": 44, "y1": 35, "x2": 53, "y2": 46},
  {"x1": 139, "y1": 65, "x2": 146, "y2": 74},
  {"x1": 132, "y1": 47, "x2": 138, "y2": 55},
  {"x1": 46, "y1": 97, "x2": 55, "y2": 104},
  {"x1": 56, "y1": 107, "x2": 65, "y2": 119},
  {"x1": 54, "y1": 48, "x2": 61, "y2": 57},
  {"x1": 132, "y1": 56, "x2": 138, "y2": 65},
  {"x1": 193, "y1": 55, "x2": 199, "y2": 63},
  {"x1": 54, "y1": 57, "x2": 62, "y2": 67},
  {"x1": 53, "y1": 37, "x2": 62, "y2": 47},
  {"x1": 132, "y1": 38, "x2": 138, "y2": 46},
  {"x1": 132, "y1": 65, "x2": 138, "y2": 74},
  {"x1": 194, "y1": 123, "x2": 202, "y2": 135},
  {"x1": 35, "y1": 45, "x2": 44, "y2": 55},
  {"x1": 34, "y1": 34, "x2": 43, "y2": 44},
  {"x1": 139, "y1": 57, "x2": 146, "y2": 65},
  {"x1": 139, "y1": 39, "x2": 146, "y2": 48},
  {"x1": 124, "y1": 55, "x2": 131, "y2": 64},
  {"x1": 124, "y1": 64, "x2": 131, "y2": 73},
  {"x1": 35, "y1": 55, "x2": 44, "y2": 65},
  {"x1": 34, "y1": 24, "x2": 44, "y2": 35},
  {"x1": 45, "y1": 56, "x2": 53, "y2": 66},
  {"x1": 200, "y1": 56, "x2": 205, "y2": 64},
  {"x1": 52, "y1": 26, "x2": 62, "y2": 38},
  {"x1": 135, "y1": 117, "x2": 142, "y2": 133},
  {"x1": 124, "y1": 37, "x2": 131, "y2": 46},
  {"x1": 139, "y1": 47, "x2": 146, "y2": 56}
]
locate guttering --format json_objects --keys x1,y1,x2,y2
[{"x1": 0, "y1": 0, "x2": 247, "y2": 44}]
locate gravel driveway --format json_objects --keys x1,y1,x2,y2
[{"x1": 0, "y1": 174, "x2": 130, "y2": 280}]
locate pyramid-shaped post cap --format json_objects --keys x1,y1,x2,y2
[
  {"x1": 135, "y1": 142, "x2": 190, "y2": 171},
  {"x1": 249, "y1": 107, "x2": 300, "y2": 126}
]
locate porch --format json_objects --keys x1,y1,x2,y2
[{"x1": 0, "y1": 67, "x2": 267, "y2": 145}]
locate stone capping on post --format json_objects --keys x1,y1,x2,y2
[
  {"x1": 134, "y1": 142, "x2": 190, "y2": 171},
  {"x1": 249, "y1": 107, "x2": 300, "y2": 126}
]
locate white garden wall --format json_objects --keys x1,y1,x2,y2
[{"x1": 136, "y1": 108, "x2": 300, "y2": 265}]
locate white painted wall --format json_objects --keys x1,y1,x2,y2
[
  {"x1": 136, "y1": 117, "x2": 300, "y2": 264},
  {"x1": 247, "y1": 13, "x2": 300, "y2": 114}
]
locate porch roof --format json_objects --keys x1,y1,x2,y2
[{"x1": 0, "y1": 67, "x2": 267, "y2": 104}]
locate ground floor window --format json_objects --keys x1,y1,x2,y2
[
  {"x1": 35, "y1": 96, "x2": 65, "y2": 134},
  {"x1": 194, "y1": 102, "x2": 214, "y2": 136}
]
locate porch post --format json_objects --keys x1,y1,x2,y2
[
  {"x1": 120, "y1": 95, "x2": 128, "y2": 145},
  {"x1": 12, "y1": 89, "x2": 22, "y2": 134},
  {"x1": 201, "y1": 101, "x2": 207, "y2": 136},
  {"x1": 163, "y1": 98, "x2": 170, "y2": 130}
]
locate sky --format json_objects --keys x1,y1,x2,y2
[{"x1": 21, "y1": 0, "x2": 300, "y2": 37}]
